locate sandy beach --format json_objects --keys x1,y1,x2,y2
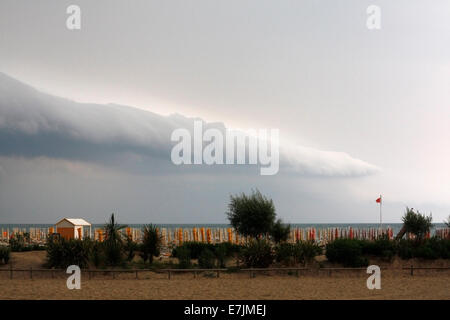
[
  {"x1": 0, "y1": 274, "x2": 449, "y2": 300},
  {"x1": 0, "y1": 251, "x2": 449, "y2": 300}
]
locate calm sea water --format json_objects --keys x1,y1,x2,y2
[{"x1": 0, "y1": 223, "x2": 447, "y2": 235}]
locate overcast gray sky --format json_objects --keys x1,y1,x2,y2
[{"x1": 0, "y1": 0, "x2": 449, "y2": 224}]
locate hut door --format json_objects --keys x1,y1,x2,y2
[{"x1": 77, "y1": 227, "x2": 82, "y2": 239}]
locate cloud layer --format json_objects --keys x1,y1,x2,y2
[{"x1": 0, "y1": 72, "x2": 379, "y2": 176}]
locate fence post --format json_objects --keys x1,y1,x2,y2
[
  {"x1": 135, "y1": 270, "x2": 138, "y2": 279},
  {"x1": 217, "y1": 270, "x2": 220, "y2": 278},
  {"x1": 168, "y1": 270, "x2": 171, "y2": 280},
  {"x1": 10, "y1": 264, "x2": 12, "y2": 280},
  {"x1": 30, "y1": 267, "x2": 32, "y2": 279},
  {"x1": 410, "y1": 265, "x2": 414, "y2": 276}
]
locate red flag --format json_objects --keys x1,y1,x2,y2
[{"x1": 376, "y1": 197, "x2": 381, "y2": 203}]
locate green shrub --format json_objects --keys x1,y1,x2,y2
[
  {"x1": 240, "y1": 239, "x2": 274, "y2": 268},
  {"x1": 415, "y1": 246, "x2": 438, "y2": 259},
  {"x1": 361, "y1": 236, "x2": 396, "y2": 261},
  {"x1": 102, "y1": 214, "x2": 127, "y2": 266},
  {"x1": 0, "y1": 246, "x2": 11, "y2": 264},
  {"x1": 216, "y1": 242, "x2": 242, "y2": 256},
  {"x1": 172, "y1": 242, "x2": 215, "y2": 260},
  {"x1": 397, "y1": 239, "x2": 414, "y2": 259},
  {"x1": 425, "y1": 237, "x2": 450, "y2": 259},
  {"x1": 295, "y1": 241, "x2": 322, "y2": 264},
  {"x1": 176, "y1": 246, "x2": 191, "y2": 269},
  {"x1": 103, "y1": 241, "x2": 123, "y2": 266},
  {"x1": 325, "y1": 239, "x2": 368, "y2": 267},
  {"x1": 270, "y1": 219, "x2": 291, "y2": 244},
  {"x1": 227, "y1": 189, "x2": 276, "y2": 238},
  {"x1": 214, "y1": 243, "x2": 228, "y2": 268},
  {"x1": 401, "y1": 207, "x2": 433, "y2": 241},
  {"x1": 172, "y1": 242, "x2": 242, "y2": 268},
  {"x1": 198, "y1": 249, "x2": 216, "y2": 269},
  {"x1": 46, "y1": 237, "x2": 91, "y2": 268},
  {"x1": 9, "y1": 234, "x2": 26, "y2": 252},
  {"x1": 140, "y1": 224, "x2": 162, "y2": 264},
  {"x1": 124, "y1": 236, "x2": 138, "y2": 262},
  {"x1": 397, "y1": 238, "x2": 450, "y2": 260},
  {"x1": 214, "y1": 242, "x2": 242, "y2": 267},
  {"x1": 275, "y1": 243, "x2": 295, "y2": 265},
  {"x1": 90, "y1": 241, "x2": 105, "y2": 267}
]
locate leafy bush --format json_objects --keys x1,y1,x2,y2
[
  {"x1": 361, "y1": 236, "x2": 396, "y2": 261},
  {"x1": 397, "y1": 238, "x2": 450, "y2": 260},
  {"x1": 325, "y1": 239, "x2": 368, "y2": 267},
  {"x1": 294, "y1": 241, "x2": 322, "y2": 264},
  {"x1": 172, "y1": 242, "x2": 215, "y2": 260},
  {"x1": 172, "y1": 242, "x2": 242, "y2": 268},
  {"x1": 424, "y1": 237, "x2": 450, "y2": 259},
  {"x1": 9, "y1": 234, "x2": 27, "y2": 252},
  {"x1": 124, "y1": 236, "x2": 138, "y2": 262},
  {"x1": 198, "y1": 249, "x2": 216, "y2": 269},
  {"x1": 227, "y1": 189, "x2": 276, "y2": 238},
  {"x1": 239, "y1": 239, "x2": 274, "y2": 268},
  {"x1": 102, "y1": 214, "x2": 127, "y2": 266},
  {"x1": 397, "y1": 239, "x2": 414, "y2": 259},
  {"x1": 213, "y1": 243, "x2": 228, "y2": 268},
  {"x1": 401, "y1": 207, "x2": 433, "y2": 241},
  {"x1": 176, "y1": 246, "x2": 191, "y2": 269},
  {"x1": 46, "y1": 237, "x2": 91, "y2": 268},
  {"x1": 0, "y1": 246, "x2": 10, "y2": 264},
  {"x1": 140, "y1": 224, "x2": 162, "y2": 264},
  {"x1": 215, "y1": 242, "x2": 242, "y2": 256},
  {"x1": 90, "y1": 241, "x2": 104, "y2": 267},
  {"x1": 275, "y1": 243, "x2": 295, "y2": 265},
  {"x1": 215, "y1": 242, "x2": 242, "y2": 267},
  {"x1": 270, "y1": 219, "x2": 291, "y2": 244},
  {"x1": 103, "y1": 241, "x2": 123, "y2": 266}
]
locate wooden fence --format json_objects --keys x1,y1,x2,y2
[{"x1": 1, "y1": 266, "x2": 448, "y2": 279}]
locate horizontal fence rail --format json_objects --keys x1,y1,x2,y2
[
  {"x1": 1, "y1": 266, "x2": 449, "y2": 279},
  {"x1": 401, "y1": 266, "x2": 450, "y2": 276}
]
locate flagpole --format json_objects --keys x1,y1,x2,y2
[{"x1": 379, "y1": 195, "x2": 382, "y2": 231}]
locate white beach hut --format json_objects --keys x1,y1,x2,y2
[{"x1": 55, "y1": 218, "x2": 92, "y2": 240}]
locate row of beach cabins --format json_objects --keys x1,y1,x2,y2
[{"x1": 2, "y1": 225, "x2": 448, "y2": 247}]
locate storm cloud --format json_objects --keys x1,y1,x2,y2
[{"x1": 0, "y1": 72, "x2": 378, "y2": 177}]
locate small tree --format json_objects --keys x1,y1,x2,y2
[
  {"x1": 124, "y1": 236, "x2": 138, "y2": 262},
  {"x1": 401, "y1": 207, "x2": 433, "y2": 241},
  {"x1": 226, "y1": 189, "x2": 276, "y2": 239},
  {"x1": 103, "y1": 213, "x2": 127, "y2": 266},
  {"x1": 140, "y1": 224, "x2": 162, "y2": 264}
]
